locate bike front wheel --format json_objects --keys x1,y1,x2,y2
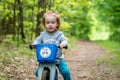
[{"x1": 42, "y1": 69, "x2": 50, "y2": 80}]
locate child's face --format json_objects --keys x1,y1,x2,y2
[{"x1": 44, "y1": 15, "x2": 58, "y2": 33}]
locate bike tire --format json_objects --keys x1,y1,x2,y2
[{"x1": 42, "y1": 69, "x2": 49, "y2": 80}]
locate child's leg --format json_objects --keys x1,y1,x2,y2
[
  {"x1": 57, "y1": 60, "x2": 71, "y2": 80},
  {"x1": 35, "y1": 68, "x2": 38, "y2": 77},
  {"x1": 55, "y1": 69, "x2": 58, "y2": 80}
]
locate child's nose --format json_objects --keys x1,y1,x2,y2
[{"x1": 49, "y1": 23, "x2": 53, "y2": 26}]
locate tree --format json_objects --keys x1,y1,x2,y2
[
  {"x1": 18, "y1": 0, "x2": 25, "y2": 43},
  {"x1": 36, "y1": 0, "x2": 46, "y2": 36}
]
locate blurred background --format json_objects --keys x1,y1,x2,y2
[
  {"x1": 0, "y1": 0, "x2": 120, "y2": 80},
  {"x1": 0, "y1": 0, "x2": 120, "y2": 44}
]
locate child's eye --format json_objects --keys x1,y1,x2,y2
[
  {"x1": 45, "y1": 21, "x2": 56, "y2": 24},
  {"x1": 46, "y1": 22, "x2": 49, "y2": 24},
  {"x1": 52, "y1": 22, "x2": 55, "y2": 24}
]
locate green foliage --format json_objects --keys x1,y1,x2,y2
[
  {"x1": 0, "y1": 0, "x2": 120, "y2": 43},
  {"x1": 67, "y1": 36, "x2": 78, "y2": 49},
  {"x1": 95, "y1": 40, "x2": 120, "y2": 65},
  {"x1": 52, "y1": 0, "x2": 91, "y2": 39},
  {"x1": 3, "y1": 38, "x2": 17, "y2": 45},
  {"x1": 89, "y1": 0, "x2": 120, "y2": 42}
]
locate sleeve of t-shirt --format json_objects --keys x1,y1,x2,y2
[
  {"x1": 32, "y1": 32, "x2": 43, "y2": 45},
  {"x1": 59, "y1": 32, "x2": 68, "y2": 46}
]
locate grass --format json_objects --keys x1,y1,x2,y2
[
  {"x1": 0, "y1": 42, "x2": 36, "y2": 80},
  {"x1": 95, "y1": 40, "x2": 120, "y2": 65},
  {"x1": 0, "y1": 36, "x2": 77, "y2": 79},
  {"x1": 67, "y1": 36, "x2": 78, "y2": 49}
]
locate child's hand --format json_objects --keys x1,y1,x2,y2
[
  {"x1": 59, "y1": 43, "x2": 66, "y2": 49},
  {"x1": 30, "y1": 44, "x2": 36, "y2": 49}
]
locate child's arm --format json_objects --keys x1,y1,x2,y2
[
  {"x1": 32, "y1": 32, "x2": 43, "y2": 45},
  {"x1": 59, "y1": 33, "x2": 68, "y2": 48}
]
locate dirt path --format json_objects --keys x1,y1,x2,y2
[
  {"x1": 5, "y1": 40, "x2": 120, "y2": 80},
  {"x1": 58, "y1": 40, "x2": 120, "y2": 80}
]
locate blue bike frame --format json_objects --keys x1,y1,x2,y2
[{"x1": 36, "y1": 44, "x2": 58, "y2": 80}]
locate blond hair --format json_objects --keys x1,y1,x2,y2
[{"x1": 41, "y1": 10, "x2": 61, "y2": 29}]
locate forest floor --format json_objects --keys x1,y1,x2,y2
[
  {"x1": 1, "y1": 40, "x2": 120, "y2": 80},
  {"x1": 62, "y1": 40, "x2": 120, "y2": 80}
]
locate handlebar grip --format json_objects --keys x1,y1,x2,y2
[
  {"x1": 29, "y1": 45, "x2": 36, "y2": 50},
  {"x1": 29, "y1": 45, "x2": 32, "y2": 50},
  {"x1": 65, "y1": 46, "x2": 68, "y2": 49},
  {"x1": 58, "y1": 45, "x2": 68, "y2": 49}
]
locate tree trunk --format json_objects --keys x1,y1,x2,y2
[
  {"x1": 18, "y1": 0, "x2": 25, "y2": 43},
  {"x1": 36, "y1": 0, "x2": 46, "y2": 36},
  {"x1": 13, "y1": 0, "x2": 16, "y2": 40}
]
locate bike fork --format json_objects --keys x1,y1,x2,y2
[{"x1": 38, "y1": 63, "x2": 56, "y2": 80}]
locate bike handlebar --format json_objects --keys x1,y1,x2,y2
[
  {"x1": 29, "y1": 45, "x2": 36, "y2": 50},
  {"x1": 29, "y1": 44, "x2": 68, "y2": 50},
  {"x1": 58, "y1": 45, "x2": 68, "y2": 49}
]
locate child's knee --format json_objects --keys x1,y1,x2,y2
[
  {"x1": 62, "y1": 72, "x2": 71, "y2": 80},
  {"x1": 60, "y1": 69, "x2": 70, "y2": 75},
  {"x1": 35, "y1": 68, "x2": 38, "y2": 77}
]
